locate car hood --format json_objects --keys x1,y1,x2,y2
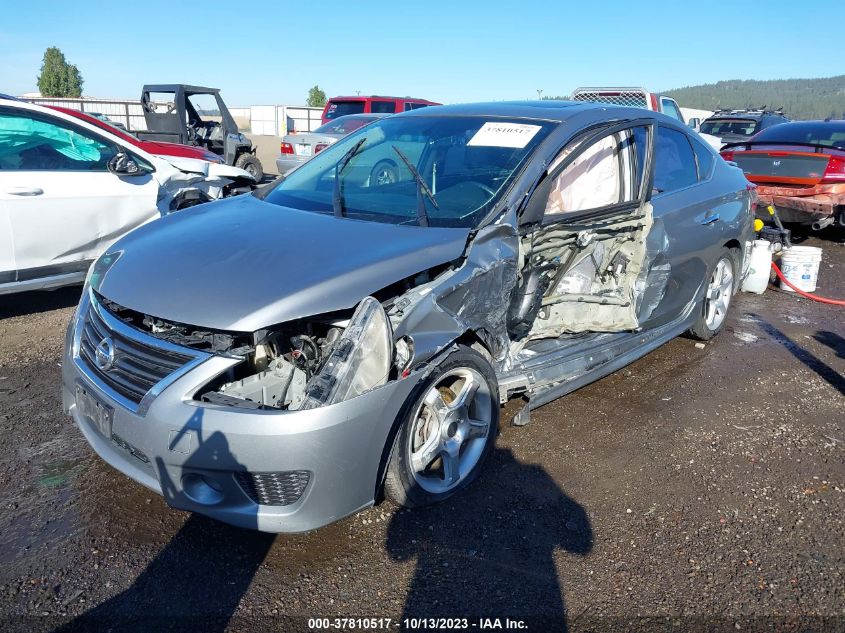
[{"x1": 95, "y1": 195, "x2": 470, "y2": 332}]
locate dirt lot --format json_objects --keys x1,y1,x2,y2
[
  {"x1": 246, "y1": 134, "x2": 282, "y2": 178},
  {"x1": 0, "y1": 233, "x2": 843, "y2": 632}
]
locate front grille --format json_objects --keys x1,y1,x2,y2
[
  {"x1": 78, "y1": 299, "x2": 195, "y2": 405},
  {"x1": 234, "y1": 470, "x2": 311, "y2": 506},
  {"x1": 572, "y1": 89, "x2": 648, "y2": 108}
]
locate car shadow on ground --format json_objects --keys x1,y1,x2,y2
[
  {"x1": 56, "y1": 408, "x2": 276, "y2": 632},
  {"x1": 385, "y1": 447, "x2": 593, "y2": 631},
  {"x1": 56, "y1": 417, "x2": 592, "y2": 631},
  {"x1": 0, "y1": 286, "x2": 81, "y2": 319}
]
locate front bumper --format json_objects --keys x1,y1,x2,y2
[
  {"x1": 275, "y1": 155, "x2": 308, "y2": 175},
  {"x1": 62, "y1": 292, "x2": 422, "y2": 533}
]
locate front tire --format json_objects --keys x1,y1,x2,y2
[
  {"x1": 688, "y1": 249, "x2": 736, "y2": 341},
  {"x1": 235, "y1": 154, "x2": 264, "y2": 182},
  {"x1": 385, "y1": 345, "x2": 499, "y2": 507}
]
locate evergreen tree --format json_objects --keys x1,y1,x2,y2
[{"x1": 36, "y1": 47, "x2": 84, "y2": 97}]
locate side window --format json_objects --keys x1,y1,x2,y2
[
  {"x1": 660, "y1": 98, "x2": 684, "y2": 122},
  {"x1": 370, "y1": 101, "x2": 396, "y2": 114},
  {"x1": 689, "y1": 134, "x2": 715, "y2": 181},
  {"x1": 0, "y1": 111, "x2": 117, "y2": 171},
  {"x1": 653, "y1": 127, "x2": 697, "y2": 194},
  {"x1": 544, "y1": 125, "x2": 649, "y2": 219},
  {"x1": 405, "y1": 102, "x2": 430, "y2": 111}
]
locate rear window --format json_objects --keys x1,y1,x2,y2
[
  {"x1": 751, "y1": 121, "x2": 845, "y2": 150},
  {"x1": 314, "y1": 116, "x2": 375, "y2": 135},
  {"x1": 699, "y1": 118, "x2": 759, "y2": 138},
  {"x1": 325, "y1": 100, "x2": 365, "y2": 120},
  {"x1": 370, "y1": 101, "x2": 396, "y2": 114}
]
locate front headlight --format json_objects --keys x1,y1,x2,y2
[
  {"x1": 83, "y1": 251, "x2": 122, "y2": 294},
  {"x1": 298, "y1": 297, "x2": 393, "y2": 409}
]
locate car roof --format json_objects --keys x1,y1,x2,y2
[
  {"x1": 397, "y1": 100, "x2": 646, "y2": 123},
  {"x1": 756, "y1": 119, "x2": 845, "y2": 132},
  {"x1": 142, "y1": 84, "x2": 219, "y2": 94},
  {"x1": 329, "y1": 95, "x2": 434, "y2": 102}
]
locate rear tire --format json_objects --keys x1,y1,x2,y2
[
  {"x1": 235, "y1": 154, "x2": 263, "y2": 182},
  {"x1": 688, "y1": 248, "x2": 737, "y2": 341},
  {"x1": 385, "y1": 345, "x2": 499, "y2": 508}
]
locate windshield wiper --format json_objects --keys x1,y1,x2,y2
[
  {"x1": 333, "y1": 137, "x2": 367, "y2": 218},
  {"x1": 391, "y1": 145, "x2": 439, "y2": 227}
]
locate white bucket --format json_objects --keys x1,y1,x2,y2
[
  {"x1": 741, "y1": 240, "x2": 773, "y2": 294},
  {"x1": 780, "y1": 245, "x2": 823, "y2": 292}
]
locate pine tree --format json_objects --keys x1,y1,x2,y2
[{"x1": 36, "y1": 47, "x2": 84, "y2": 98}]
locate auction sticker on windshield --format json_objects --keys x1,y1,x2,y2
[{"x1": 468, "y1": 122, "x2": 542, "y2": 148}]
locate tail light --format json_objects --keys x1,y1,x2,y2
[
  {"x1": 649, "y1": 93, "x2": 659, "y2": 111},
  {"x1": 720, "y1": 150, "x2": 735, "y2": 162},
  {"x1": 280, "y1": 142, "x2": 294, "y2": 155},
  {"x1": 822, "y1": 155, "x2": 845, "y2": 182},
  {"x1": 314, "y1": 143, "x2": 329, "y2": 154}
]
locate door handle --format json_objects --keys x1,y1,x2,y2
[
  {"x1": 700, "y1": 213, "x2": 720, "y2": 225},
  {"x1": 5, "y1": 187, "x2": 44, "y2": 196}
]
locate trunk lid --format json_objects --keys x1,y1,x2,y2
[{"x1": 734, "y1": 149, "x2": 831, "y2": 185}]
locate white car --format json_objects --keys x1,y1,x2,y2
[{"x1": 0, "y1": 98, "x2": 255, "y2": 295}]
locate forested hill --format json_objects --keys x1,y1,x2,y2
[{"x1": 665, "y1": 76, "x2": 845, "y2": 120}]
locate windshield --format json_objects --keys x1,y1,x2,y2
[
  {"x1": 261, "y1": 116, "x2": 554, "y2": 228},
  {"x1": 699, "y1": 118, "x2": 759, "y2": 137},
  {"x1": 325, "y1": 100, "x2": 366, "y2": 120},
  {"x1": 751, "y1": 121, "x2": 845, "y2": 150}
]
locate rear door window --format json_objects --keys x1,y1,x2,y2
[
  {"x1": 325, "y1": 100, "x2": 366, "y2": 120},
  {"x1": 653, "y1": 127, "x2": 698, "y2": 194},
  {"x1": 689, "y1": 134, "x2": 715, "y2": 180},
  {"x1": 370, "y1": 101, "x2": 396, "y2": 114}
]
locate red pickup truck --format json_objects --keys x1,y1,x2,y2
[{"x1": 49, "y1": 106, "x2": 223, "y2": 164}]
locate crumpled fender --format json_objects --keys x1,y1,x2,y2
[
  {"x1": 391, "y1": 222, "x2": 519, "y2": 371},
  {"x1": 207, "y1": 162, "x2": 255, "y2": 181}
]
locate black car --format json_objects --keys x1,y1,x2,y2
[{"x1": 700, "y1": 109, "x2": 790, "y2": 146}]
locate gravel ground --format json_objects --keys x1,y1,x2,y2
[{"x1": 0, "y1": 233, "x2": 842, "y2": 633}]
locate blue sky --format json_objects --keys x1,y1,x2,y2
[{"x1": 1, "y1": 0, "x2": 842, "y2": 106}]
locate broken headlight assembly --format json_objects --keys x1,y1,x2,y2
[
  {"x1": 199, "y1": 296, "x2": 395, "y2": 411},
  {"x1": 299, "y1": 297, "x2": 393, "y2": 410}
]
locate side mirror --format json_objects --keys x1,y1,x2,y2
[
  {"x1": 687, "y1": 118, "x2": 700, "y2": 130},
  {"x1": 108, "y1": 152, "x2": 148, "y2": 176}
]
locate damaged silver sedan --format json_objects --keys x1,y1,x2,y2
[{"x1": 62, "y1": 102, "x2": 754, "y2": 532}]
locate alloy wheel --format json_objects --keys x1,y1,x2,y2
[
  {"x1": 705, "y1": 257, "x2": 734, "y2": 330},
  {"x1": 407, "y1": 367, "x2": 493, "y2": 494}
]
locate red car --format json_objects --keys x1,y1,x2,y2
[
  {"x1": 721, "y1": 120, "x2": 845, "y2": 230},
  {"x1": 321, "y1": 95, "x2": 440, "y2": 124},
  {"x1": 48, "y1": 106, "x2": 223, "y2": 164}
]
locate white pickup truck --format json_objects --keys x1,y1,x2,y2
[{"x1": 571, "y1": 87, "x2": 721, "y2": 149}]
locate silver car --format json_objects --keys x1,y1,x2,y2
[
  {"x1": 63, "y1": 102, "x2": 754, "y2": 532},
  {"x1": 275, "y1": 113, "x2": 386, "y2": 175}
]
